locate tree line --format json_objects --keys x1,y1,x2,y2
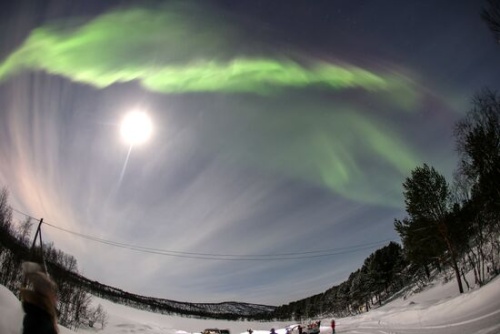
[
  {"x1": 266, "y1": 242, "x2": 407, "y2": 321},
  {"x1": 396, "y1": 89, "x2": 500, "y2": 292}
]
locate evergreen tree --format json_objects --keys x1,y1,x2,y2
[
  {"x1": 368, "y1": 242, "x2": 406, "y2": 304},
  {"x1": 395, "y1": 164, "x2": 465, "y2": 293}
]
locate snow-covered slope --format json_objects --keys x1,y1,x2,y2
[
  {"x1": 0, "y1": 284, "x2": 23, "y2": 334},
  {"x1": 337, "y1": 275, "x2": 500, "y2": 333},
  {"x1": 1, "y1": 275, "x2": 499, "y2": 334}
]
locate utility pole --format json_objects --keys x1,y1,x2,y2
[{"x1": 23, "y1": 218, "x2": 46, "y2": 286}]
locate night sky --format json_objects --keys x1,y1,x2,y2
[{"x1": 0, "y1": 0, "x2": 499, "y2": 305}]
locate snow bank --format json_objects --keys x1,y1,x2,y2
[
  {"x1": 0, "y1": 285, "x2": 23, "y2": 334},
  {"x1": 335, "y1": 274, "x2": 500, "y2": 331}
]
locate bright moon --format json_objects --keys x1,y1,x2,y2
[{"x1": 120, "y1": 111, "x2": 153, "y2": 145}]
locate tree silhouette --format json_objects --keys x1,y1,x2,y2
[
  {"x1": 481, "y1": 0, "x2": 500, "y2": 44},
  {"x1": 396, "y1": 164, "x2": 464, "y2": 293}
]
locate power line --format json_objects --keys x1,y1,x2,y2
[
  {"x1": 11, "y1": 207, "x2": 40, "y2": 222},
  {"x1": 46, "y1": 220, "x2": 394, "y2": 260},
  {"x1": 12, "y1": 206, "x2": 398, "y2": 261}
]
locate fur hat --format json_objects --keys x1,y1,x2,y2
[
  {"x1": 22, "y1": 262, "x2": 57, "y2": 297},
  {"x1": 21, "y1": 262, "x2": 59, "y2": 333},
  {"x1": 22, "y1": 262, "x2": 42, "y2": 274}
]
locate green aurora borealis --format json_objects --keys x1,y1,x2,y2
[
  {"x1": 200, "y1": 97, "x2": 421, "y2": 207},
  {"x1": 0, "y1": 5, "x2": 426, "y2": 207},
  {"x1": 0, "y1": 6, "x2": 410, "y2": 94}
]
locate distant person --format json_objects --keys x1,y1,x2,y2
[
  {"x1": 248, "y1": 329, "x2": 253, "y2": 334},
  {"x1": 298, "y1": 325, "x2": 303, "y2": 334},
  {"x1": 20, "y1": 262, "x2": 59, "y2": 334},
  {"x1": 330, "y1": 319, "x2": 335, "y2": 334},
  {"x1": 270, "y1": 328, "x2": 276, "y2": 334}
]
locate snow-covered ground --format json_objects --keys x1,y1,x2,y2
[{"x1": 1, "y1": 275, "x2": 499, "y2": 334}]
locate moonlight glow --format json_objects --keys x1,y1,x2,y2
[{"x1": 120, "y1": 111, "x2": 153, "y2": 145}]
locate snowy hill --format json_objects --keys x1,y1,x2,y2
[
  {"x1": 1, "y1": 274, "x2": 500, "y2": 334},
  {"x1": 63, "y1": 270, "x2": 275, "y2": 317}
]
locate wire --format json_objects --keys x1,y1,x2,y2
[
  {"x1": 43, "y1": 221, "x2": 396, "y2": 261},
  {"x1": 11, "y1": 207, "x2": 40, "y2": 222},
  {"x1": 12, "y1": 206, "x2": 398, "y2": 261}
]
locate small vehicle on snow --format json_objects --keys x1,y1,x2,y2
[
  {"x1": 202, "y1": 328, "x2": 230, "y2": 334},
  {"x1": 305, "y1": 322, "x2": 320, "y2": 334},
  {"x1": 286, "y1": 322, "x2": 320, "y2": 334}
]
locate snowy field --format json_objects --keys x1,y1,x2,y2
[{"x1": 1, "y1": 275, "x2": 499, "y2": 334}]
